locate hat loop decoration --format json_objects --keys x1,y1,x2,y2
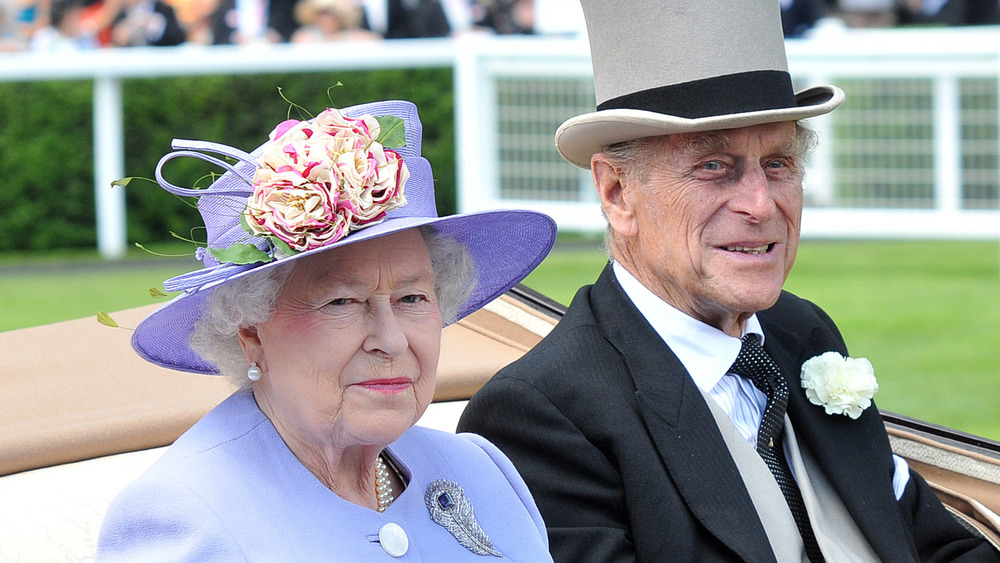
[
  {"x1": 555, "y1": 0, "x2": 846, "y2": 168},
  {"x1": 161, "y1": 106, "x2": 408, "y2": 269},
  {"x1": 154, "y1": 141, "x2": 256, "y2": 198},
  {"x1": 130, "y1": 100, "x2": 557, "y2": 375},
  {"x1": 153, "y1": 105, "x2": 411, "y2": 293}
]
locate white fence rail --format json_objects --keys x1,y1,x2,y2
[
  {"x1": 457, "y1": 28, "x2": 1000, "y2": 240},
  {"x1": 1, "y1": 27, "x2": 999, "y2": 259}
]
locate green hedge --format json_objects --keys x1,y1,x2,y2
[{"x1": 0, "y1": 69, "x2": 455, "y2": 252}]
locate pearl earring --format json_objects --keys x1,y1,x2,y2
[{"x1": 247, "y1": 362, "x2": 262, "y2": 382}]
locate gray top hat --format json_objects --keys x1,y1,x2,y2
[{"x1": 555, "y1": 0, "x2": 845, "y2": 168}]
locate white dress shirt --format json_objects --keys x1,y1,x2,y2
[
  {"x1": 611, "y1": 262, "x2": 909, "y2": 499},
  {"x1": 613, "y1": 262, "x2": 769, "y2": 442}
]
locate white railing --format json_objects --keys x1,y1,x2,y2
[
  {"x1": 0, "y1": 39, "x2": 458, "y2": 259},
  {"x1": 1, "y1": 27, "x2": 999, "y2": 259},
  {"x1": 456, "y1": 27, "x2": 1000, "y2": 240}
]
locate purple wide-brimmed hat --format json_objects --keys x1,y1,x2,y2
[{"x1": 132, "y1": 99, "x2": 557, "y2": 375}]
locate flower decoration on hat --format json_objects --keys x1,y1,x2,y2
[
  {"x1": 800, "y1": 351, "x2": 878, "y2": 419},
  {"x1": 212, "y1": 107, "x2": 408, "y2": 265},
  {"x1": 121, "y1": 99, "x2": 557, "y2": 374}
]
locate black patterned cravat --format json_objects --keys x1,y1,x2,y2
[{"x1": 730, "y1": 334, "x2": 824, "y2": 563}]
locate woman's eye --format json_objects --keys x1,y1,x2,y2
[
  {"x1": 766, "y1": 159, "x2": 786, "y2": 169},
  {"x1": 327, "y1": 297, "x2": 353, "y2": 306},
  {"x1": 399, "y1": 294, "x2": 425, "y2": 304}
]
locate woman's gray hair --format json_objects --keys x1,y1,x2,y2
[{"x1": 190, "y1": 226, "x2": 477, "y2": 388}]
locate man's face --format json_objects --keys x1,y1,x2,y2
[{"x1": 606, "y1": 122, "x2": 804, "y2": 335}]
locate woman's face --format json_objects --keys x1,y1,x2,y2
[{"x1": 243, "y1": 229, "x2": 442, "y2": 450}]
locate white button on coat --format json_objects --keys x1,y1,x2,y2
[{"x1": 379, "y1": 522, "x2": 409, "y2": 557}]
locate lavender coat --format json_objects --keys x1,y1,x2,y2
[{"x1": 97, "y1": 390, "x2": 551, "y2": 561}]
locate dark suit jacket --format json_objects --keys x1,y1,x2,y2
[{"x1": 459, "y1": 264, "x2": 995, "y2": 562}]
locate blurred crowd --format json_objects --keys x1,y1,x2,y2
[
  {"x1": 0, "y1": 0, "x2": 536, "y2": 52},
  {"x1": 783, "y1": 0, "x2": 1000, "y2": 37},
  {"x1": 0, "y1": 0, "x2": 997, "y2": 53}
]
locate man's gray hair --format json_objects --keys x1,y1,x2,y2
[
  {"x1": 601, "y1": 121, "x2": 818, "y2": 183},
  {"x1": 190, "y1": 226, "x2": 477, "y2": 388}
]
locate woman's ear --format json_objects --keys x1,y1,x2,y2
[
  {"x1": 237, "y1": 326, "x2": 263, "y2": 364},
  {"x1": 592, "y1": 154, "x2": 638, "y2": 238}
]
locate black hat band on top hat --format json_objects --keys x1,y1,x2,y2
[{"x1": 596, "y1": 70, "x2": 797, "y2": 120}]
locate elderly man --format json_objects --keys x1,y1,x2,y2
[{"x1": 458, "y1": 1, "x2": 999, "y2": 561}]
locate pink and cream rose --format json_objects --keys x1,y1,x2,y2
[{"x1": 243, "y1": 107, "x2": 407, "y2": 252}]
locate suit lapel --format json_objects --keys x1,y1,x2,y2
[
  {"x1": 760, "y1": 304, "x2": 917, "y2": 561},
  {"x1": 589, "y1": 266, "x2": 777, "y2": 562}
]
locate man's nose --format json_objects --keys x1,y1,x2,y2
[{"x1": 730, "y1": 165, "x2": 777, "y2": 223}]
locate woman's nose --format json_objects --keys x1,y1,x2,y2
[{"x1": 362, "y1": 301, "x2": 408, "y2": 357}]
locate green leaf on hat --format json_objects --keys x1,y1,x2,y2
[
  {"x1": 149, "y1": 287, "x2": 168, "y2": 298},
  {"x1": 111, "y1": 176, "x2": 159, "y2": 189},
  {"x1": 375, "y1": 115, "x2": 406, "y2": 149},
  {"x1": 240, "y1": 210, "x2": 254, "y2": 236},
  {"x1": 96, "y1": 311, "x2": 119, "y2": 328},
  {"x1": 209, "y1": 243, "x2": 271, "y2": 265},
  {"x1": 267, "y1": 235, "x2": 299, "y2": 259}
]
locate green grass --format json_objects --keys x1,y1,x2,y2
[
  {"x1": 783, "y1": 240, "x2": 1000, "y2": 441},
  {"x1": 526, "y1": 239, "x2": 1000, "y2": 441},
  {"x1": 3, "y1": 239, "x2": 999, "y2": 440},
  {"x1": 0, "y1": 247, "x2": 194, "y2": 331}
]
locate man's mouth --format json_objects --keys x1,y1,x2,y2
[{"x1": 720, "y1": 243, "x2": 774, "y2": 255}]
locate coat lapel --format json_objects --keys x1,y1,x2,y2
[
  {"x1": 589, "y1": 266, "x2": 777, "y2": 562},
  {"x1": 760, "y1": 304, "x2": 917, "y2": 561}
]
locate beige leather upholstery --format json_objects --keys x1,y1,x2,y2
[
  {"x1": 3, "y1": 292, "x2": 998, "y2": 560},
  {"x1": 0, "y1": 294, "x2": 555, "y2": 478},
  {"x1": 0, "y1": 294, "x2": 556, "y2": 561}
]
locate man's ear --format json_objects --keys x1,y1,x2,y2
[{"x1": 592, "y1": 153, "x2": 638, "y2": 238}]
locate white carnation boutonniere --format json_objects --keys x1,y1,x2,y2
[{"x1": 800, "y1": 351, "x2": 879, "y2": 419}]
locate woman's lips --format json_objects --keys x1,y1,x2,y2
[{"x1": 358, "y1": 378, "x2": 413, "y2": 393}]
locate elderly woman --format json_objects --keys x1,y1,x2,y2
[{"x1": 96, "y1": 99, "x2": 556, "y2": 560}]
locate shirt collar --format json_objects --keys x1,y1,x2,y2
[{"x1": 612, "y1": 261, "x2": 763, "y2": 393}]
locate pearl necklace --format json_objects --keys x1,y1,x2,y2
[{"x1": 375, "y1": 453, "x2": 395, "y2": 512}]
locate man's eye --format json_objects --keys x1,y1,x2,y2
[
  {"x1": 328, "y1": 298, "x2": 352, "y2": 306},
  {"x1": 700, "y1": 161, "x2": 723, "y2": 171},
  {"x1": 766, "y1": 159, "x2": 786, "y2": 169}
]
